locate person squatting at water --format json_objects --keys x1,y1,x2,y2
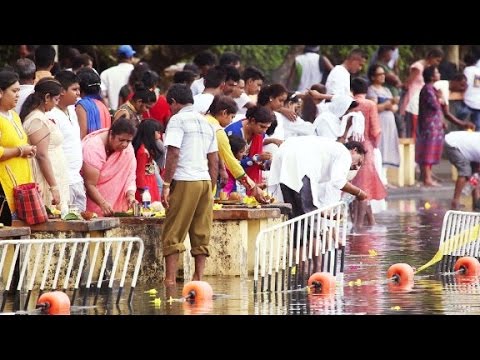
[
  {"x1": 268, "y1": 136, "x2": 367, "y2": 272},
  {"x1": 444, "y1": 130, "x2": 480, "y2": 210}
]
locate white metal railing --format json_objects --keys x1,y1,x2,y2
[
  {"x1": 438, "y1": 210, "x2": 480, "y2": 272},
  {"x1": 0, "y1": 237, "x2": 144, "y2": 311},
  {"x1": 438, "y1": 210, "x2": 480, "y2": 256},
  {"x1": 253, "y1": 201, "x2": 348, "y2": 293}
]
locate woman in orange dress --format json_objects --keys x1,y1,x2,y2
[{"x1": 351, "y1": 77, "x2": 387, "y2": 229}]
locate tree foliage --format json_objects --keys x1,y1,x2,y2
[
  {"x1": 0, "y1": 45, "x2": 475, "y2": 87},
  {"x1": 320, "y1": 45, "x2": 417, "y2": 78},
  {"x1": 208, "y1": 45, "x2": 426, "y2": 82},
  {"x1": 212, "y1": 45, "x2": 291, "y2": 80},
  {"x1": 0, "y1": 45, "x2": 19, "y2": 68}
]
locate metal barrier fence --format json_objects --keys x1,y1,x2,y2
[
  {"x1": 437, "y1": 210, "x2": 480, "y2": 272},
  {"x1": 0, "y1": 237, "x2": 144, "y2": 311},
  {"x1": 253, "y1": 201, "x2": 348, "y2": 293}
]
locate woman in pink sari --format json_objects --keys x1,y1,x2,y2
[{"x1": 81, "y1": 116, "x2": 137, "y2": 216}]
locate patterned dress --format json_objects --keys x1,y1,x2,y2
[{"x1": 415, "y1": 84, "x2": 444, "y2": 165}]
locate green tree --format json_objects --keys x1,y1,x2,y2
[
  {"x1": 212, "y1": 45, "x2": 290, "y2": 81},
  {"x1": 0, "y1": 45, "x2": 20, "y2": 68}
]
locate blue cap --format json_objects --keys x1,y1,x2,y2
[{"x1": 118, "y1": 45, "x2": 136, "y2": 58}]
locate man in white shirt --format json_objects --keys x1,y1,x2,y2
[
  {"x1": 193, "y1": 66, "x2": 226, "y2": 114},
  {"x1": 325, "y1": 48, "x2": 367, "y2": 97},
  {"x1": 100, "y1": 45, "x2": 135, "y2": 111},
  {"x1": 269, "y1": 136, "x2": 367, "y2": 212},
  {"x1": 161, "y1": 84, "x2": 219, "y2": 285},
  {"x1": 463, "y1": 56, "x2": 480, "y2": 129},
  {"x1": 49, "y1": 70, "x2": 85, "y2": 210},
  {"x1": 288, "y1": 46, "x2": 334, "y2": 92}
]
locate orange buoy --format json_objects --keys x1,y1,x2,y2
[
  {"x1": 308, "y1": 293, "x2": 335, "y2": 312},
  {"x1": 307, "y1": 272, "x2": 336, "y2": 295},
  {"x1": 455, "y1": 273, "x2": 479, "y2": 285},
  {"x1": 454, "y1": 257, "x2": 480, "y2": 277},
  {"x1": 37, "y1": 291, "x2": 71, "y2": 315},
  {"x1": 182, "y1": 299, "x2": 214, "y2": 315},
  {"x1": 387, "y1": 280, "x2": 414, "y2": 292},
  {"x1": 387, "y1": 263, "x2": 414, "y2": 285},
  {"x1": 182, "y1": 281, "x2": 213, "y2": 302}
]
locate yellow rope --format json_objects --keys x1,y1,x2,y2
[{"x1": 415, "y1": 224, "x2": 480, "y2": 274}]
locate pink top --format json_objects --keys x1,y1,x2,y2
[
  {"x1": 400, "y1": 60, "x2": 425, "y2": 115},
  {"x1": 93, "y1": 99, "x2": 112, "y2": 129},
  {"x1": 82, "y1": 129, "x2": 136, "y2": 215},
  {"x1": 353, "y1": 94, "x2": 381, "y2": 143}
]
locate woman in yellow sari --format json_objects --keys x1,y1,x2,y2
[{"x1": 0, "y1": 71, "x2": 37, "y2": 225}]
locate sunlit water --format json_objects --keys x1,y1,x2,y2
[{"x1": 5, "y1": 193, "x2": 480, "y2": 315}]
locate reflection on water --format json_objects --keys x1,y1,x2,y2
[{"x1": 4, "y1": 196, "x2": 480, "y2": 315}]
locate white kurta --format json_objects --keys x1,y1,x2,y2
[{"x1": 295, "y1": 52, "x2": 322, "y2": 92}]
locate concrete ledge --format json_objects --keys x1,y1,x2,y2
[
  {"x1": 116, "y1": 207, "x2": 282, "y2": 223},
  {"x1": 214, "y1": 208, "x2": 281, "y2": 220},
  {"x1": 0, "y1": 226, "x2": 30, "y2": 239},
  {"x1": 13, "y1": 218, "x2": 120, "y2": 232}
]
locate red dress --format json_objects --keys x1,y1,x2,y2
[{"x1": 135, "y1": 144, "x2": 160, "y2": 203}]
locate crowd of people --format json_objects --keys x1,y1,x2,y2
[{"x1": 1, "y1": 44, "x2": 480, "y2": 284}]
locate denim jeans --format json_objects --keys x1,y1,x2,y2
[{"x1": 467, "y1": 106, "x2": 480, "y2": 130}]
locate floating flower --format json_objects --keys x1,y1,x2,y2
[{"x1": 144, "y1": 288, "x2": 157, "y2": 295}]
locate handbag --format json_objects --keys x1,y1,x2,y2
[{"x1": 5, "y1": 165, "x2": 48, "y2": 225}]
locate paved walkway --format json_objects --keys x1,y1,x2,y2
[{"x1": 387, "y1": 159, "x2": 455, "y2": 199}]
